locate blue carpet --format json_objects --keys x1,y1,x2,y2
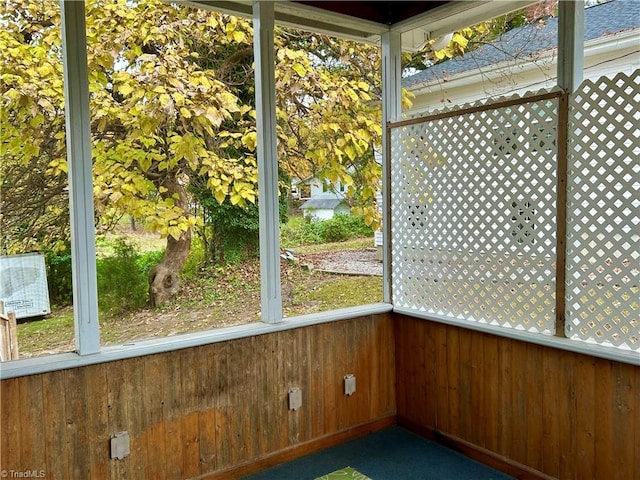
[{"x1": 243, "y1": 426, "x2": 514, "y2": 480}]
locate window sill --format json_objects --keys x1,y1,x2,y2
[{"x1": 0, "y1": 303, "x2": 393, "y2": 380}]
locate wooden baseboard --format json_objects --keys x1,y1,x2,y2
[
  {"x1": 192, "y1": 415, "x2": 556, "y2": 480},
  {"x1": 192, "y1": 415, "x2": 396, "y2": 480},
  {"x1": 397, "y1": 417, "x2": 557, "y2": 480}
]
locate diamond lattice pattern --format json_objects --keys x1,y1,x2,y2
[
  {"x1": 566, "y1": 71, "x2": 639, "y2": 350},
  {"x1": 391, "y1": 96, "x2": 558, "y2": 333}
]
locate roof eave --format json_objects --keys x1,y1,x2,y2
[{"x1": 406, "y1": 28, "x2": 640, "y2": 94}]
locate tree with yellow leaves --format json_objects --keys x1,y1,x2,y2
[{"x1": 1, "y1": 0, "x2": 396, "y2": 306}]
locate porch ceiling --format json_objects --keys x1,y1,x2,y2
[
  {"x1": 293, "y1": 1, "x2": 449, "y2": 26},
  {"x1": 182, "y1": 1, "x2": 537, "y2": 49}
]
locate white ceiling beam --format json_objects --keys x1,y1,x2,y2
[
  {"x1": 179, "y1": 1, "x2": 542, "y2": 49},
  {"x1": 393, "y1": 1, "x2": 539, "y2": 38},
  {"x1": 183, "y1": 0, "x2": 253, "y2": 18},
  {"x1": 181, "y1": 0, "x2": 387, "y2": 41},
  {"x1": 273, "y1": 1, "x2": 388, "y2": 38}
]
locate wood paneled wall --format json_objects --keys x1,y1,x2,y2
[
  {"x1": 394, "y1": 314, "x2": 640, "y2": 480},
  {"x1": 4, "y1": 312, "x2": 637, "y2": 480},
  {"x1": 0, "y1": 314, "x2": 396, "y2": 479}
]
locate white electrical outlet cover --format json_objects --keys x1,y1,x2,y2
[{"x1": 344, "y1": 374, "x2": 356, "y2": 396}]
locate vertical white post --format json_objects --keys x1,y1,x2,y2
[
  {"x1": 253, "y1": 1, "x2": 282, "y2": 323},
  {"x1": 60, "y1": 0, "x2": 101, "y2": 354},
  {"x1": 555, "y1": 0, "x2": 584, "y2": 336},
  {"x1": 557, "y1": 0, "x2": 584, "y2": 92},
  {"x1": 381, "y1": 30, "x2": 402, "y2": 304}
]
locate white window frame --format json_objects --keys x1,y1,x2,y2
[
  {"x1": 60, "y1": 0, "x2": 101, "y2": 355},
  {"x1": 0, "y1": 0, "x2": 393, "y2": 380},
  {"x1": 2, "y1": 0, "x2": 638, "y2": 381}
]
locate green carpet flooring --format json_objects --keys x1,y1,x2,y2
[{"x1": 243, "y1": 426, "x2": 515, "y2": 480}]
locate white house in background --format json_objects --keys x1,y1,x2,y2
[
  {"x1": 403, "y1": 0, "x2": 640, "y2": 113},
  {"x1": 298, "y1": 177, "x2": 352, "y2": 221}
]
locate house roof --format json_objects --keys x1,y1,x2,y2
[
  {"x1": 300, "y1": 198, "x2": 347, "y2": 210},
  {"x1": 403, "y1": 0, "x2": 640, "y2": 89}
]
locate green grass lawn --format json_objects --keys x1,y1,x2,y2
[
  {"x1": 17, "y1": 308, "x2": 75, "y2": 356},
  {"x1": 16, "y1": 237, "x2": 381, "y2": 358},
  {"x1": 285, "y1": 274, "x2": 382, "y2": 317}
]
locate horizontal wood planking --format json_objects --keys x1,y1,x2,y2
[
  {"x1": 5, "y1": 311, "x2": 634, "y2": 480},
  {"x1": 0, "y1": 314, "x2": 395, "y2": 479},
  {"x1": 394, "y1": 314, "x2": 640, "y2": 480}
]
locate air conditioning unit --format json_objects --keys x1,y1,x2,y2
[{"x1": 0, "y1": 253, "x2": 51, "y2": 319}]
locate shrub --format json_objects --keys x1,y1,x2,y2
[
  {"x1": 320, "y1": 214, "x2": 372, "y2": 242},
  {"x1": 280, "y1": 214, "x2": 373, "y2": 247},
  {"x1": 280, "y1": 217, "x2": 322, "y2": 246},
  {"x1": 181, "y1": 235, "x2": 206, "y2": 279},
  {"x1": 44, "y1": 247, "x2": 73, "y2": 307},
  {"x1": 96, "y1": 238, "x2": 153, "y2": 316},
  {"x1": 137, "y1": 249, "x2": 164, "y2": 277}
]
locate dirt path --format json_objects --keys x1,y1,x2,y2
[{"x1": 295, "y1": 248, "x2": 382, "y2": 276}]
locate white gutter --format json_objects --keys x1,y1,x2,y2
[{"x1": 407, "y1": 28, "x2": 640, "y2": 97}]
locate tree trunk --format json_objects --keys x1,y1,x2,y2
[{"x1": 148, "y1": 177, "x2": 192, "y2": 308}]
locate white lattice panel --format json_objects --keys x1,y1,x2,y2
[
  {"x1": 566, "y1": 71, "x2": 640, "y2": 350},
  {"x1": 391, "y1": 96, "x2": 558, "y2": 333}
]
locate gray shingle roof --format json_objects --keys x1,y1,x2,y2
[
  {"x1": 300, "y1": 198, "x2": 347, "y2": 210},
  {"x1": 403, "y1": 0, "x2": 640, "y2": 89}
]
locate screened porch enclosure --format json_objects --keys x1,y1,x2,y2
[
  {"x1": 390, "y1": 73, "x2": 638, "y2": 350},
  {"x1": 391, "y1": 92, "x2": 560, "y2": 334},
  {"x1": 1, "y1": 1, "x2": 638, "y2": 479}
]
